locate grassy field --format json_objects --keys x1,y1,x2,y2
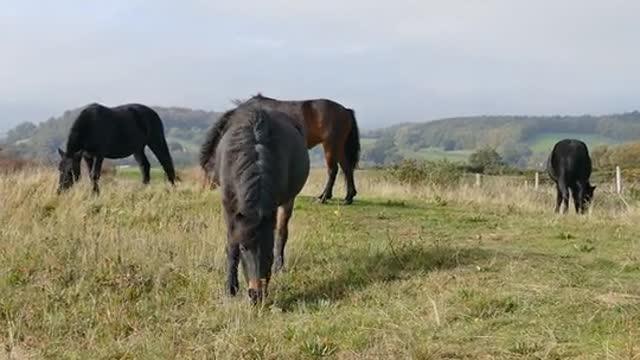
[
  {"x1": 359, "y1": 137, "x2": 472, "y2": 163},
  {"x1": 1, "y1": 169, "x2": 640, "y2": 359},
  {"x1": 527, "y1": 133, "x2": 621, "y2": 153}
]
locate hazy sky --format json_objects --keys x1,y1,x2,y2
[{"x1": 1, "y1": 0, "x2": 639, "y2": 130}]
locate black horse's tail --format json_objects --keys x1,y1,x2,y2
[{"x1": 345, "y1": 108, "x2": 361, "y2": 169}]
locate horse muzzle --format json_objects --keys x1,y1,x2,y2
[{"x1": 248, "y1": 278, "x2": 269, "y2": 305}]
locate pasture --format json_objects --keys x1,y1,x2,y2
[
  {"x1": 405, "y1": 148, "x2": 473, "y2": 163},
  {"x1": 1, "y1": 169, "x2": 639, "y2": 359}
]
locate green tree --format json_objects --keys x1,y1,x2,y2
[
  {"x1": 499, "y1": 142, "x2": 532, "y2": 168},
  {"x1": 468, "y1": 147, "x2": 503, "y2": 173},
  {"x1": 6, "y1": 122, "x2": 37, "y2": 143},
  {"x1": 364, "y1": 135, "x2": 401, "y2": 165}
]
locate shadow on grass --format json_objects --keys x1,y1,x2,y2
[
  {"x1": 274, "y1": 244, "x2": 492, "y2": 311},
  {"x1": 295, "y1": 196, "x2": 425, "y2": 211}
]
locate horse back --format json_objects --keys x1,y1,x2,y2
[
  {"x1": 216, "y1": 109, "x2": 309, "y2": 207},
  {"x1": 301, "y1": 99, "x2": 352, "y2": 147},
  {"x1": 548, "y1": 139, "x2": 592, "y2": 184},
  {"x1": 271, "y1": 112, "x2": 310, "y2": 201},
  {"x1": 69, "y1": 103, "x2": 160, "y2": 158}
]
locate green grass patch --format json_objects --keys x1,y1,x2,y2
[
  {"x1": 403, "y1": 147, "x2": 472, "y2": 162},
  {"x1": 527, "y1": 132, "x2": 621, "y2": 153}
]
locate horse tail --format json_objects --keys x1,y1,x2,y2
[
  {"x1": 231, "y1": 109, "x2": 276, "y2": 218},
  {"x1": 345, "y1": 108, "x2": 361, "y2": 169}
]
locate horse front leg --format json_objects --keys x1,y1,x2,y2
[
  {"x1": 573, "y1": 184, "x2": 586, "y2": 215},
  {"x1": 90, "y1": 156, "x2": 104, "y2": 195},
  {"x1": 84, "y1": 155, "x2": 94, "y2": 181},
  {"x1": 226, "y1": 243, "x2": 240, "y2": 296},
  {"x1": 273, "y1": 200, "x2": 294, "y2": 273}
]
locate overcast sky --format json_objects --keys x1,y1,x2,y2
[{"x1": 1, "y1": 0, "x2": 639, "y2": 130}]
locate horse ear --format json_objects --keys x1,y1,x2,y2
[
  {"x1": 591, "y1": 185, "x2": 597, "y2": 191},
  {"x1": 57, "y1": 148, "x2": 66, "y2": 158}
]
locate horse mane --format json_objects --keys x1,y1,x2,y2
[
  {"x1": 65, "y1": 104, "x2": 100, "y2": 154},
  {"x1": 250, "y1": 92, "x2": 276, "y2": 101},
  {"x1": 199, "y1": 109, "x2": 236, "y2": 170},
  {"x1": 225, "y1": 109, "x2": 276, "y2": 219}
]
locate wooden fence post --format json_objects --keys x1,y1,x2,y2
[
  {"x1": 534, "y1": 172, "x2": 539, "y2": 191},
  {"x1": 616, "y1": 166, "x2": 622, "y2": 194},
  {"x1": 475, "y1": 173, "x2": 481, "y2": 187}
]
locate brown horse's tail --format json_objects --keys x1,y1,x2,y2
[{"x1": 345, "y1": 108, "x2": 361, "y2": 169}]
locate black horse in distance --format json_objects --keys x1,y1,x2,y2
[
  {"x1": 57, "y1": 103, "x2": 176, "y2": 194},
  {"x1": 547, "y1": 139, "x2": 596, "y2": 214}
]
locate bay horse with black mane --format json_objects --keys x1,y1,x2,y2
[
  {"x1": 57, "y1": 103, "x2": 176, "y2": 194},
  {"x1": 202, "y1": 93, "x2": 360, "y2": 204},
  {"x1": 200, "y1": 106, "x2": 309, "y2": 304}
]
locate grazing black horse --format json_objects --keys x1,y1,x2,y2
[
  {"x1": 547, "y1": 139, "x2": 596, "y2": 214},
  {"x1": 200, "y1": 106, "x2": 309, "y2": 304},
  {"x1": 205, "y1": 93, "x2": 360, "y2": 204},
  {"x1": 57, "y1": 103, "x2": 176, "y2": 194}
]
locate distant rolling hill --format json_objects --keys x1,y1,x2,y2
[{"x1": 4, "y1": 106, "x2": 640, "y2": 169}]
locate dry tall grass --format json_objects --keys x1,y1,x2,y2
[{"x1": 1, "y1": 168, "x2": 639, "y2": 358}]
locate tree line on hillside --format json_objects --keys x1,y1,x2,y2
[
  {"x1": 365, "y1": 112, "x2": 640, "y2": 150},
  {"x1": 591, "y1": 143, "x2": 640, "y2": 169},
  {"x1": 4, "y1": 107, "x2": 640, "y2": 169},
  {"x1": 361, "y1": 112, "x2": 640, "y2": 167}
]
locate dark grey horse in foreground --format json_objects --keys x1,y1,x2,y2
[
  {"x1": 200, "y1": 106, "x2": 310, "y2": 304},
  {"x1": 56, "y1": 103, "x2": 176, "y2": 194},
  {"x1": 547, "y1": 139, "x2": 596, "y2": 214}
]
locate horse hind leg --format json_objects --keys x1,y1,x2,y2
[
  {"x1": 90, "y1": 156, "x2": 104, "y2": 195},
  {"x1": 273, "y1": 200, "x2": 294, "y2": 273},
  {"x1": 134, "y1": 150, "x2": 151, "y2": 184},
  {"x1": 148, "y1": 138, "x2": 177, "y2": 185},
  {"x1": 558, "y1": 179, "x2": 570, "y2": 214},
  {"x1": 318, "y1": 144, "x2": 338, "y2": 203},
  {"x1": 338, "y1": 155, "x2": 357, "y2": 205},
  {"x1": 554, "y1": 184, "x2": 563, "y2": 213}
]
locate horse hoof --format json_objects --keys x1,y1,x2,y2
[
  {"x1": 226, "y1": 288, "x2": 238, "y2": 297},
  {"x1": 315, "y1": 197, "x2": 328, "y2": 204},
  {"x1": 343, "y1": 199, "x2": 354, "y2": 205}
]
